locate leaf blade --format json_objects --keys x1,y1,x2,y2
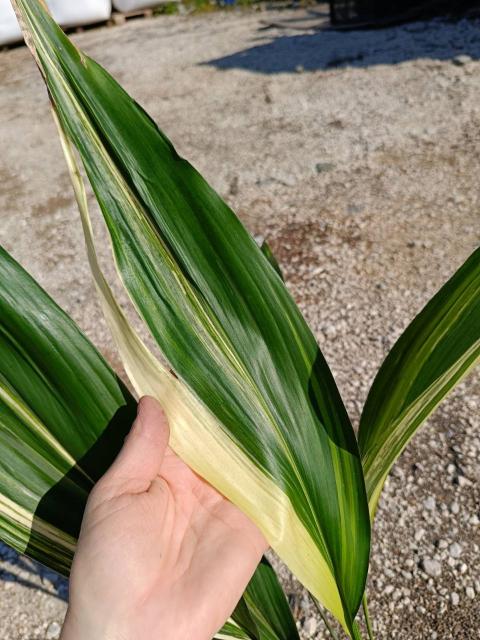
[
  {"x1": 233, "y1": 557, "x2": 300, "y2": 640},
  {"x1": 54, "y1": 106, "x2": 349, "y2": 627},
  {"x1": 0, "y1": 244, "x2": 136, "y2": 573},
  {"x1": 359, "y1": 248, "x2": 480, "y2": 516}
]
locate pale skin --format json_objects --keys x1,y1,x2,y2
[{"x1": 61, "y1": 396, "x2": 268, "y2": 640}]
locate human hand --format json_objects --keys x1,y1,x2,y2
[{"x1": 61, "y1": 396, "x2": 268, "y2": 640}]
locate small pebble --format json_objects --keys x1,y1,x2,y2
[
  {"x1": 415, "y1": 528, "x2": 425, "y2": 542},
  {"x1": 450, "y1": 501, "x2": 460, "y2": 515},
  {"x1": 449, "y1": 542, "x2": 463, "y2": 559},
  {"x1": 303, "y1": 617, "x2": 317, "y2": 635},
  {"x1": 453, "y1": 54, "x2": 472, "y2": 66},
  {"x1": 45, "y1": 621, "x2": 61, "y2": 640},
  {"x1": 423, "y1": 496, "x2": 436, "y2": 511},
  {"x1": 421, "y1": 558, "x2": 442, "y2": 577},
  {"x1": 450, "y1": 592, "x2": 460, "y2": 606},
  {"x1": 315, "y1": 162, "x2": 335, "y2": 174}
]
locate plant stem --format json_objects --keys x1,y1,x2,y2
[
  {"x1": 362, "y1": 593, "x2": 375, "y2": 640},
  {"x1": 310, "y1": 595, "x2": 340, "y2": 640}
]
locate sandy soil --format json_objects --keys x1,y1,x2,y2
[{"x1": 0, "y1": 6, "x2": 479, "y2": 639}]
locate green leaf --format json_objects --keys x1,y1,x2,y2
[
  {"x1": 359, "y1": 248, "x2": 480, "y2": 516},
  {"x1": 216, "y1": 621, "x2": 251, "y2": 639},
  {"x1": 12, "y1": 1, "x2": 370, "y2": 633},
  {"x1": 0, "y1": 244, "x2": 136, "y2": 574},
  {"x1": 232, "y1": 557, "x2": 300, "y2": 640}
]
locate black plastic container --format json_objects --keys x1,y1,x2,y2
[{"x1": 329, "y1": 1, "x2": 475, "y2": 27}]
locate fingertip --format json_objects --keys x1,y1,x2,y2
[
  {"x1": 136, "y1": 396, "x2": 170, "y2": 444},
  {"x1": 137, "y1": 395, "x2": 162, "y2": 410}
]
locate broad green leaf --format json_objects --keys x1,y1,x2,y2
[
  {"x1": 0, "y1": 245, "x2": 136, "y2": 575},
  {"x1": 12, "y1": 2, "x2": 370, "y2": 632},
  {"x1": 359, "y1": 248, "x2": 480, "y2": 517},
  {"x1": 56, "y1": 121, "x2": 300, "y2": 640}
]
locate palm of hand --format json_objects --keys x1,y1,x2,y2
[{"x1": 65, "y1": 398, "x2": 267, "y2": 640}]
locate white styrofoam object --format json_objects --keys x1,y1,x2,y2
[
  {"x1": 48, "y1": 0, "x2": 112, "y2": 28},
  {"x1": 0, "y1": 0, "x2": 112, "y2": 46},
  {"x1": 0, "y1": 0, "x2": 22, "y2": 46},
  {"x1": 113, "y1": 0, "x2": 161, "y2": 12}
]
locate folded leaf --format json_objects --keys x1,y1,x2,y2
[
  {"x1": 12, "y1": 1, "x2": 370, "y2": 632},
  {"x1": 359, "y1": 248, "x2": 480, "y2": 517},
  {"x1": 0, "y1": 245, "x2": 136, "y2": 574}
]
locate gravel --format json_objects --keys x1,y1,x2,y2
[{"x1": 0, "y1": 6, "x2": 479, "y2": 639}]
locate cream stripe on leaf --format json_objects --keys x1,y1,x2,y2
[
  {"x1": 215, "y1": 622, "x2": 250, "y2": 640},
  {"x1": 359, "y1": 248, "x2": 480, "y2": 518},
  {"x1": 11, "y1": 1, "x2": 371, "y2": 634}
]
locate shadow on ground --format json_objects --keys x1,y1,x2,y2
[
  {"x1": 0, "y1": 542, "x2": 69, "y2": 602},
  {"x1": 204, "y1": 15, "x2": 480, "y2": 73}
]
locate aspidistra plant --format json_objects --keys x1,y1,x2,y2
[
  {"x1": 10, "y1": 0, "x2": 372, "y2": 637},
  {"x1": 2, "y1": 0, "x2": 480, "y2": 638}
]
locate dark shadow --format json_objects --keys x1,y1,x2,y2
[
  {"x1": 0, "y1": 542, "x2": 69, "y2": 601},
  {"x1": 329, "y1": 0, "x2": 479, "y2": 29},
  {"x1": 0, "y1": 565, "x2": 67, "y2": 601},
  {"x1": 21, "y1": 389, "x2": 137, "y2": 582},
  {"x1": 204, "y1": 13, "x2": 480, "y2": 73}
]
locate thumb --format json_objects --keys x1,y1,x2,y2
[{"x1": 95, "y1": 396, "x2": 170, "y2": 498}]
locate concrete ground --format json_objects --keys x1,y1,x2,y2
[{"x1": 0, "y1": 6, "x2": 479, "y2": 639}]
